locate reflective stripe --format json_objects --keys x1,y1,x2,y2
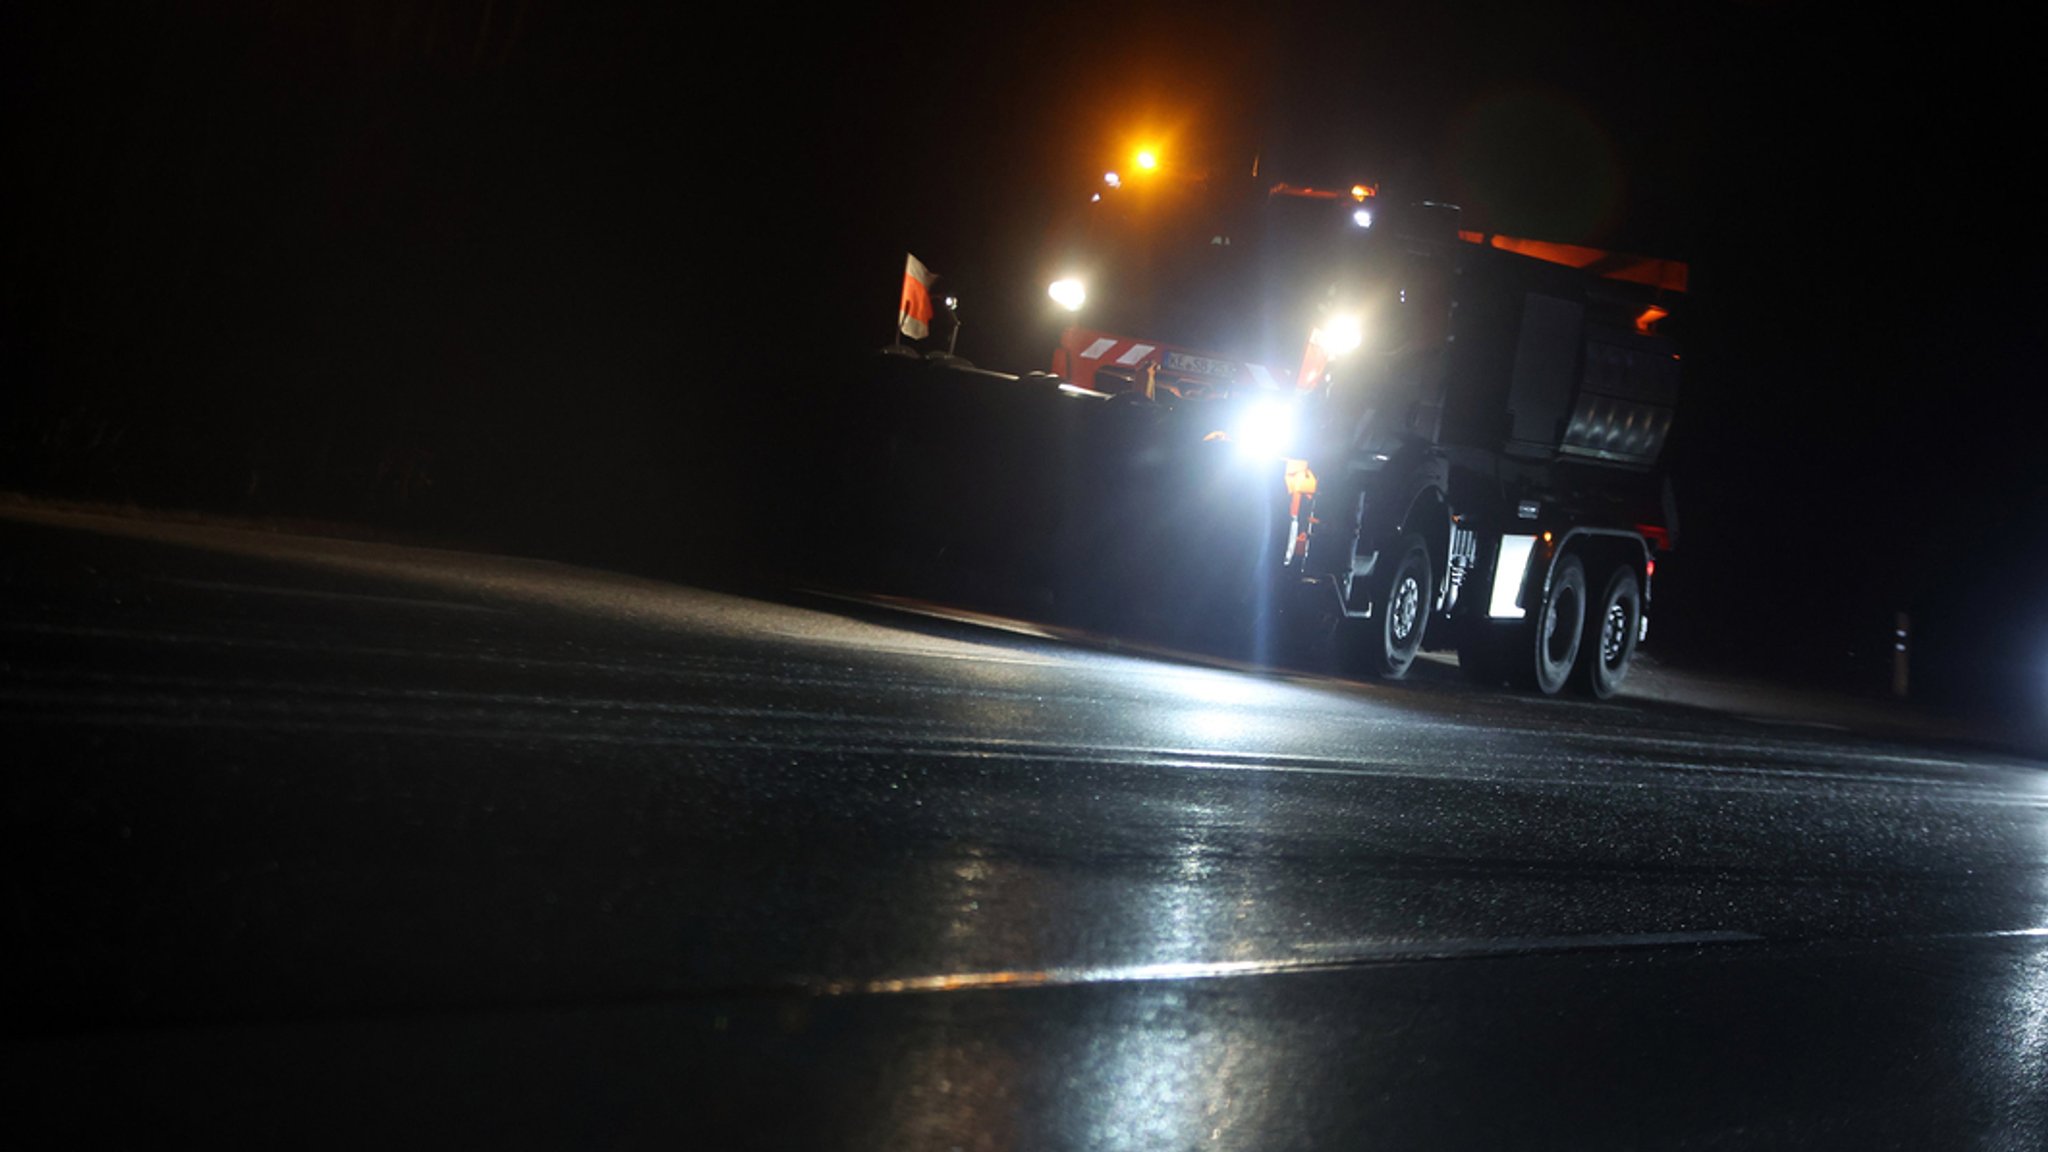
[
  {"x1": 1246, "y1": 364, "x2": 1276, "y2": 389},
  {"x1": 1078, "y1": 338, "x2": 1118, "y2": 360},
  {"x1": 1489, "y1": 535, "x2": 1536, "y2": 619},
  {"x1": 1115, "y1": 343, "x2": 1156, "y2": 366}
]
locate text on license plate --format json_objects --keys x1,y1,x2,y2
[{"x1": 1164, "y1": 351, "x2": 1234, "y2": 379}]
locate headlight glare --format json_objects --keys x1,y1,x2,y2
[
  {"x1": 1232, "y1": 397, "x2": 1297, "y2": 459},
  {"x1": 1311, "y1": 312, "x2": 1365, "y2": 358}
]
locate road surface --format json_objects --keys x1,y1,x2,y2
[{"x1": 4, "y1": 502, "x2": 2045, "y2": 1148}]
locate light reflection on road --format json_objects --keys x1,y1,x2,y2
[{"x1": 1078, "y1": 993, "x2": 1276, "y2": 1152}]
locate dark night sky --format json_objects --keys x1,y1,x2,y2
[{"x1": 7, "y1": 1, "x2": 2044, "y2": 696}]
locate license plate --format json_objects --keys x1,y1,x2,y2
[{"x1": 1164, "y1": 351, "x2": 1234, "y2": 380}]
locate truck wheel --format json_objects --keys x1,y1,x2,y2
[
  {"x1": 1573, "y1": 567, "x2": 1640, "y2": 699},
  {"x1": 1530, "y1": 553, "x2": 1585, "y2": 696},
  {"x1": 1356, "y1": 539, "x2": 1432, "y2": 679}
]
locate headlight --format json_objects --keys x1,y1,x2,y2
[
  {"x1": 1310, "y1": 312, "x2": 1364, "y2": 358},
  {"x1": 1232, "y1": 397, "x2": 1298, "y2": 459},
  {"x1": 1048, "y1": 278, "x2": 1087, "y2": 312}
]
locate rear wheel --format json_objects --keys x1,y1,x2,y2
[
  {"x1": 1354, "y1": 539, "x2": 1432, "y2": 679},
  {"x1": 1573, "y1": 566, "x2": 1640, "y2": 699},
  {"x1": 1530, "y1": 554, "x2": 1585, "y2": 696}
]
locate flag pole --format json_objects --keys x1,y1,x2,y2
[{"x1": 892, "y1": 253, "x2": 905, "y2": 347}]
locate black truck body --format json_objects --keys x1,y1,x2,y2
[{"x1": 1287, "y1": 221, "x2": 1683, "y2": 695}]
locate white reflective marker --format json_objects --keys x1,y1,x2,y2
[{"x1": 1490, "y1": 535, "x2": 1537, "y2": 619}]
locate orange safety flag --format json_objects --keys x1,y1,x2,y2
[
  {"x1": 898, "y1": 253, "x2": 935, "y2": 339},
  {"x1": 1297, "y1": 340, "x2": 1330, "y2": 393}
]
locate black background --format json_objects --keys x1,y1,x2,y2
[{"x1": 7, "y1": 1, "x2": 2043, "y2": 704}]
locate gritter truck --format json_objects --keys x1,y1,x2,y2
[{"x1": 844, "y1": 153, "x2": 1687, "y2": 697}]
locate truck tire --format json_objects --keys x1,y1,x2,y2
[
  {"x1": 1573, "y1": 566, "x2": 1640, "y2": 699},
  {"x1": 1355, "y1": 539, "x2": 1432, "y2": 679},
  {"x1": 1530, "y1": 553, "x2": 1585, "y2": 696}
]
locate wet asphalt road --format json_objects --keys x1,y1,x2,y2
[{"x1": 4, "y1": 503, "x2": 2046, "y2": 1149}]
